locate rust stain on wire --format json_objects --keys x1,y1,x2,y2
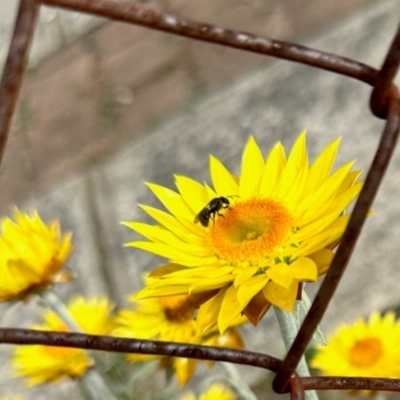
[{"x1": 1, "y1": 0, "x2": 400, "y2": 399}]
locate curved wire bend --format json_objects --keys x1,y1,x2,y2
[{"x1": 370, "y1": 21, "x2": 400, "y2": 119}]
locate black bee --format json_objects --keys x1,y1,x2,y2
[{"x1": 194, "y1": 197, "x2": 231, "y2": 227}]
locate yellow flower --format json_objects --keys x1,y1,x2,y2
[
  {"x1": 181, "y1": 383, "x2": 236, "y2": 400},
  {"x1": 125, "y1": 133, "x2": 363, "y2": 333},
  {"x1": 311, "y1": 311, "x2": 400, "y2": 379},
  {"x1": 12, "y1": 296, "x2": 115, "y2": 386},
  {"x1": 115, "y1": 293, "x2": 244, "y2": 386},
  {"x1": 0, "y1": 209, "x2": 73, "y2": 301}
]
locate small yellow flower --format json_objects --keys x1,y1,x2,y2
[
  {"x1": 0, "y1": 209, "x2": 73, "y2": 301},
  {"x1": 12, "y1": 296, "x2": 115, "y2": 387},
  {"x1": 181, "y1": 383, "x2": 236, "y2": 400},
  {"x1": 115, "y1": 293, "x2": 244, "y2": 386},
  {"x1": 115, "y1": 293, "x2": 201, "y2": 386},
  {"x1": 311, "y1": 311, "x2": 400, "y2": 379},
  {"x1": 125, "y1": 133, "x2": 363, "y2": 333}
]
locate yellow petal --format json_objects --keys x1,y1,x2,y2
[
  {"x1": 275, "y1": 131, "x2": 308, "y2": 200},
  {"x1": 323, "y1": 183, "x2": 363, "y2": 220},
  {"x1": 262, "y1": 280, "x2": 298, "y2": 312},
  {"x1": 146, "y1": 183, "x2": 193, "y2": 220},
  {"x1": 293, "y1": 161, "x2": 355, "y2": 223},
  {"x1": 135, "y1": 283, "x2": 190, "y2": 299},
  {"x1": 259, "y1": 141, "x2": 286, "y2": 196},
  {"x1": 124, "y1": 222, "x2": 211, "y2": 256},
  {"x1": 209, "y1": 155, "x2": 239, "y2": 196},
  {"x1": 295, "y1": 215, "x2": 350, "y2": 256},
  {"x1": 128, "y1": 242, "x2": 214, "y2": 266},
  {"x1": 283, "y1": 161, "x2": 309, "y2": 209},
  {"x1": 306, "y1": 137, "x2": 341, "y2": 193},
  {"x1": 218, "y1": 285, "x2": 243, "y2": 334},
  {"x1": 148, "y1": 263, "x2": 188, "y2": 277},
  {"x1": 197, "y1": 290, "x2": 225, "y2": 334},
  {"x1": 233, "y1": 266, "x2": 259, "y2": 286},
  {"x1": 216, "y1": 329, "x2": 245, "y2": 349},
  {"x1": 308, "y1": 249, "x2": 335, "y2": 276},
  {"x1": 289, "y1": 257, "x2": 318, "y2": 281},
  {"x1": 144, "y1": 266, "x2": 233, "y2": 294},
  {"x1": 175, "y1": 175, "x2": 209, "y2": 215},
  {"x1": 164, "y1": 265, "x2": 233, "y2": 280},
  {"x1": 236, "y1": 274, "x2": 269, "y2": 308},
  {"x1": 174, "y1": 357, "x2": 197, "y2": 386},
  {"x1": 337, "y1": 170, "x2": 362, "y2": 195},
  {"x1": 266, "y1": 265, "x2": 294, "y2": 289},
  {"x1": 239, "y1": 136, "x2": 265, "y2": 197},
  {"x1": 189, "y1": 275, "x2": 234, "y2": 293},
  {"x1": 138, "y1": 205, "x2": 206, "y2": 243}
]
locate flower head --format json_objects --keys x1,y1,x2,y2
[
  {"x1": 311, "y1": 311, "x2": 400, "y2": 379},
  {"x1": 12, "y1": 296, "x2": 115, "y2": 386},
  {"x1": 0, "y1": 209, "x2": 73, "y2": 301},
  {"x1": 125, "y1": 133, "x2": 363, "y2": 332},
  {"x1": 115, "y1": 293, "x2": 244, "y2": 386},
  {"x1": 181, "y1": 383, "x2": 236, "y2": 400}
]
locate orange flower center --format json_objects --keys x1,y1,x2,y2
[
  {"x1": 210, "y1": 198, "x2": 293, "y2": 264},
  {"x1": 159, "y1": 294, "x2": 194, "y2": 323},
  {"x1": 349, "y1": 337, "x2": 383, "y2": 368}
]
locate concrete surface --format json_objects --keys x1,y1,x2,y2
[{"x1": 1, "y1": 0, "x2": 400, "y2": 399}]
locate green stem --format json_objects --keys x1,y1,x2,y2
[
  {"x1": 38, "y1": 290, "x2": 119, "y2": 400},
  {"x1": 78, "y1": 376, "x2": 96, "y2": 400},
  {"x1": 274, "y1": 304, "x2": 319, "y2": 400},
  {"x1": 220, "y1": 362, "x2": 258, "y2": 400}
]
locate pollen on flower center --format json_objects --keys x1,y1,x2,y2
[
  {"x1": 159, "y1": 294, "x2": 194, "y2": 323},
  {"x1": 349, "y1": 337, "x2": 383, "y2": 367},
  {"x1": 210, "y1": 198, "x2": 293, "y2": 263}
]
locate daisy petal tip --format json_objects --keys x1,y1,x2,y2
[
  {"x1": 123, "y1": 241, "x2": 138, "y2": 247},
  {"x1": 298, "y1": 128, "x2": 307, "y2": 136}
]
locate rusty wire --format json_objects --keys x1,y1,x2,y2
[
  {"x1": 0, "y1": 0, "x2": 38, "y2": 164},
  {"x1": 0, "y1": 0, "x2": 400, "y2": 399}
]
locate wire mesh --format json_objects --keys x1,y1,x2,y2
[{"x1": 0, "y1": 0, "x2": 400, "y2": 398}]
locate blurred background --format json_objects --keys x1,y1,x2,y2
[{"x1": 1, "y1": 0, "x2": 400, "y2": 399}]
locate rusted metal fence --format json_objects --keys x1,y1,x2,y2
[{"x1": 1, "y1": 1, "x2": 400, "y2": 399}]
